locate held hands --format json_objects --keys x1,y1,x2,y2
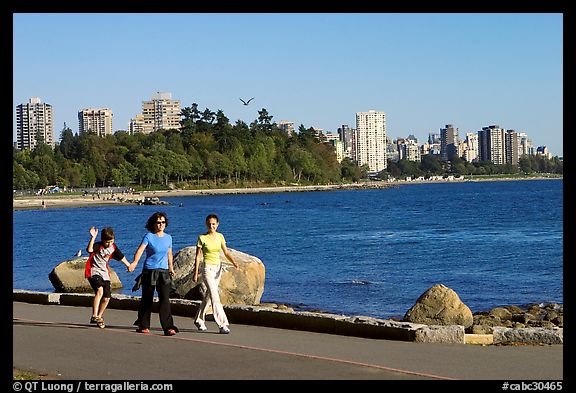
[{"x1": 127, "y1": 262, "x2": 137, "y2": 273}]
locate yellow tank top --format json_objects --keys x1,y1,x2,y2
[{"x1": 197, "y1": 233, "x2": 226, "y2": 265}]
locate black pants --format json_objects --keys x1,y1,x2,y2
[{"x1": 137, "y1": 270, "x2": 176, "y2": 333}]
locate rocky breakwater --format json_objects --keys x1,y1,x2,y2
[{"x1": 402, "y1": 284, "x2": 563, "y2": 345}]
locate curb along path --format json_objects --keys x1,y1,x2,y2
[{"x1": 13, "y1": 290, "x2": 563, "y2": 345}]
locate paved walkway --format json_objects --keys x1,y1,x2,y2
[{"x1": 13, "y1": 301, "x2": 563, "y2": 381}]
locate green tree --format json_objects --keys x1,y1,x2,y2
[
  {"x1": 247, "y1": 143, "x2": 272, "y2": 181},
  {"x1": 341, "y1": 158, "x2": 362, "y2": 182},
  {"x1": 420, "y1": 155, "x2": 443, "y2": 176},
  {"x1": 58, "y1": 126, "x2": 76, "y2": 159},
  {"x1": 81, "y1": 165, "x2": 97, "y2": 188},
  {"x1": 60, "y1": 160, "x2": 83, "y2": 188},
  {"x1": 449, "y1": 156, "x2": 466, "y2": 175},
  {"x1": 31, "y1": 155, "x2": 58, "y2": 185},
  {"x1": 111, "y1": 162, "x2": 137, "y2": 187},
  {"x1": 187, "y1": 147, "x2": 206, "y2": 183},
  {"x1": 286, "y1": 145, "x2": 315, "y2": 183},
  {"x1": 180, "y1": 104, "x2": 201, "y2": 129},
  {"x1": 228, "y1": 143, "x2": 247, "y2": 184},
  {"x1": 136, "y1": 154, "x2": 165, "y2": 186},
  {"x1": 13, "y1": 162, "x2": 40, "y2": 190},
  {"x1": 213, "y1": 151, "x2": 233, "y2": 182},
  {"x1": 251, "y1": 108, "x2": 274, "y2": 134},
  {"x1": 165, "y1": 132, "x2": 186, "y2": 155}
]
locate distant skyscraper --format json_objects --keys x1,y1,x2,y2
[
  {"x1": 338, "y1": 125, "x2": 353, "y2": 158},
  {"x1": 141, "y1": 92, "x2": 181, "y2": 134},
  {"x1": 428, "y1": 132, "x2": 440, "y2": 144},
  {"x1": 517, "y1": 132, "x2": 533, "y2": 156},
  {"x1": 462, "y1": 132, "x2": 479, "y2": 163},
  {"x1": 505, "y1": 129, "x2": 519, "y2": 166},
  {"x1": 440, "y1": 124, "x2": 459, "y2": 161},
  {"x1": 15, "y1": 97, "x2": 54, "y2": 150},
  {"x1": 478, "y1": 125, "x2": 505, "y2": 165},
  {"x1": 354, "y1": 110, "x2": 387, "y2": 173},
  {"x1": 78, "y1": 108, "x2": 113, "y2": 136}
]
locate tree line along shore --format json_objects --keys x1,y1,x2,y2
[{"x1": 14, "y1": 114, "x2": 562, "y2": 195}]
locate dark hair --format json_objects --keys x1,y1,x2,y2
[
  {"x1": 205, "y1": 214, "x2": 219, "y2": 224},
  {"x1": 101, "y1": 227, "x2": 115, "y2": 241},
  {"x1": 146, "y1": 212, "x2": 169, "y2": 232}
]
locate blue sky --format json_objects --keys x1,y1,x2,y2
[{"x1": 13, "y1": 13, "x2": 563, "y2": 156}]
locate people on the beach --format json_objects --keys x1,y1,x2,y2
[
  {"x1": 193, "y1": 213, "x2": 239, "y2": 334},
  {"x1": 129, "y1": 212, "x2": 178, "y2": 336},
  {"x1": 85, "y1": 226, "x2": 131, "y2": 328}
]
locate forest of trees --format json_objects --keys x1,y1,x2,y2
[{"x1": 13, "y1": 105, "x2": 563, "y2": 191}]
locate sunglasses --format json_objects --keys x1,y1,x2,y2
[{"x1": 156, "y1": 221, "x2": 166, "y2": 224}]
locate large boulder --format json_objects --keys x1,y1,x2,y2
[
  {"x1": 48, "y1": 257, "x2": 123, "y2": 292},
  {"x1": 171, "y1": 246, "x2": 265, "y2": 306},
  {"x1": 403, "y1": 283, "x2": 473, "y2": 328}
]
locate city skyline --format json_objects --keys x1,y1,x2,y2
[{"x1": 13, "y1": 13, "x2": 563, "y2": 156}]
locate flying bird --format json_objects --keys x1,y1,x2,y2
[{"x1": 239, "y1": 97, "x2": 255, "y2": 106}]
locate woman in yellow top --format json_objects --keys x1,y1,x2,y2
[{"x1": 193, "y1": 214, "x2": 239, "y2": 334}]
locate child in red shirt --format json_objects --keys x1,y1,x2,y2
[{"x1": 85, "y1": 226, "x2": 131, "y2": 328}]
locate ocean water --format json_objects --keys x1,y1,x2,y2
[{"x1": 12, "y1": 179, "x2": 563, "y2": 320}]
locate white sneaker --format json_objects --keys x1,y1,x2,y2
[
  {"x1": 219, "y1": 326, "x2": 230, "y2": 334},
  {"x1": 194, "y1": 321, "x2": 207, "y2": 331}
]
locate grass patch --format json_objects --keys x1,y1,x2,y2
[{"x1": 13, "y1": 368, "x2": 60, "y2": 380}]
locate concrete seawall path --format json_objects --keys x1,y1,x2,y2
[{"x1": 12, "y1": 291, "x2": 563, "y2": 381}]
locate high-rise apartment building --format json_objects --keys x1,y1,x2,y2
[
  {"x1": 338, "y1": 124, "x2": 353, "y2": 158},
  {"x1": 440, "y1": 124, "x2": 459, "y2": 161},
  {"x1": 478, "y1": 125, "x2": 506, "y2": 165},
  {"x1": 354, "y1": 110, "x2": 387, "y2": 173},
  {"x1": 504, "y1": 129, "x2": 519, "y2": 166},
  {"x1": 397, "y1": 137, "x2": 421, "y2": 162},
  {"x1": 462, "y1": 132, "x2": 479, "y2": 163},
  {"x1": 15, "y1": 97, "x2": 55, "y2": 150},
  {"x1": 517, "y1": 132, "x2": 534, "y2": 156},
  {"x1": 129, "y1": 114, "x2": 146, "y2": 135},
  {"x1": 141, "y1": 92, "x2": 181, "y2": 134},
  {"x1": 78, "y1": 108, "x2": 113, "y2": 136}
]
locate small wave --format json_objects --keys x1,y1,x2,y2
[{"x1": 351, "y1": 280, "x2": 371, "y2": 285}]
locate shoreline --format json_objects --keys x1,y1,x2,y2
[
  {"x1": 12, "y1": 183, "x2": 394, "y2": 210},
  {"x1": 12, "y1": 176, "x2": 561, "y2": 211}
]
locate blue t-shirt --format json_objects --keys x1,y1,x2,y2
[{"x1": 141, "y1": 232, "x2": 172, "y2": 270}]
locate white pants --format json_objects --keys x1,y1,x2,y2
[{"x1": 194, "y1": 263, "x2": 229, "y2": 328}]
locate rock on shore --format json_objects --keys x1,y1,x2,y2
[
  {"x1": 401, "y1": 283, "x2": 563, "y2": 344},
  {"x1": 171, "y1": 246, "x2": 265, "y2": 305},
  {"x1": 48, "y1": 257, "x2": 123, "y2": 292}
]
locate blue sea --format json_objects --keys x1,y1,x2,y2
[{"x1": 12, "y1": 179, "x2": 563, "y2": 320}]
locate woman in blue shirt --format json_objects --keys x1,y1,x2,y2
[{"x1": 129, "y1": 211, "x2": 178, "y2": 336}]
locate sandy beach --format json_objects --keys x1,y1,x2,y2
[{"x1": 12, "y1": 183, "x2": 393, "y2": 211}]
